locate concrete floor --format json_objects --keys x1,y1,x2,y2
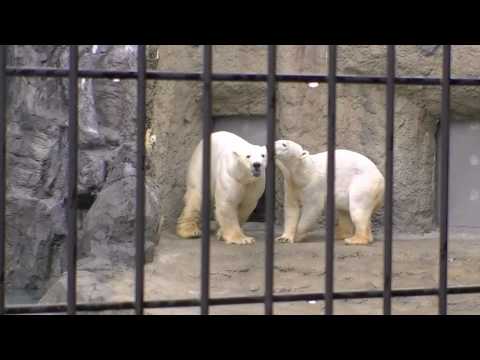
[
  {"x1": 137, "y1": 223, "x2": 480, "y2": 315},
  {"x1": 12, "y1": 223, "x2": 480, "y2": 315}
]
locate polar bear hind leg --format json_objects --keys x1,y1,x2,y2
[
  {"x1": 345, "y1": 208, "x2": 373, "y2": 245},
  {"x1": 344, "y1": 183, "x2": 376, "y2": 245},
  {"x1": 176, "y1": 188, "x2": 202, "y2": 239}
]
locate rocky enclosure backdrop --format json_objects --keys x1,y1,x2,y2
[{"x1": 5, "y1": 45, "x2": 480, "y2": 297}]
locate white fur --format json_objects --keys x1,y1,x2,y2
[
  {"x1": 275, "y1": 140, "x2": 384, "y2": 245},
  {"x1": 177, "y1": 131, "x2": 267, "y2": 245}
]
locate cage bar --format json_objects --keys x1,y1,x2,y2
[
  {"x1": 66, "y1": 45, "x2": 79, "y2": 315},
  {"x1": 7, "y1": 66, "x2": 480, "y2": 87},
  {"x1": 0, "y1": 45, "x2": 6, "y2": 314},
  {"x1": 135, "y1": 45, "x2": 147, "y2": 315},
  {"x1": 439, "y1": 45, "x2": 451, "y2": 315},
  {"x1": 200, "y1": 45, "x2": 213, "y2": 315},
  {"x1": 7, "y1": 284, "x2": 480, "y2": 315},
  {"x1": 325, "y1": 45, "x2": 337, "y2": 315},
  {"x1": 264, "y1": 45, "x2": 277, "y2": 315},
  {"x1": 383, "y1": 45, "x2": 396, "y2": 315}
]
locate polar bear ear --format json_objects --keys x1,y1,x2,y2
[{"x1": 300, "y1": 150, "x2": 310, "y2": 160}]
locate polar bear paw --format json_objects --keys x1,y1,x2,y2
[
  {"x1": 225, "y1": 236, "x2": 256, "y2": 246},
  {"x1": 176, "y1": 222, "x2": 202, "y2": 239},
  {"x1": 344, "y1": 236, "x2": 371, "y2": 246},
  {"x1": 275, "y1": 235, "x2": 295, "y2": 244}
]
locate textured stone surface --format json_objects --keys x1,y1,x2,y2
[
  {"x1": 81, "y1": 144, "x2": 162, "y2": 266},
  {"x1": 5, "y1": 45, "x2": 160, "y2": 295},
  {"x1": 147, "y1": 45, "x2": 480, "y2": 234}
]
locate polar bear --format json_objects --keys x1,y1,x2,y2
[
  {"x1": 275, "y1": 140, "x2": 384, "y2": 245},
  {"x1": 176, "y1": 131, "x2": 267, "y2": 245}
]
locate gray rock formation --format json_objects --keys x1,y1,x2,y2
[
  {"x1": 5, "y1": 45, "x2": 160, "y2": 296},
  {"x1": 80, "y1": 143, "x2": 161, "y2": 266},
  {"x1": 40, "y1": 269, "x2": 133, "y2": 315}
]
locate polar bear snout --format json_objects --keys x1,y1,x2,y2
[
  {"x1": 275, "y1": 140, "x2": 304, "y2": 161},
  {"x1": 251, "y1": 162, "x2": 264, "y2": 177}
]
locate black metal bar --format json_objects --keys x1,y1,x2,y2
[
  {"x1": 325, "y1": 45, "x2": 337, "y2": 315},
  {"x1": 0, "y1": 46, "x2": 6, "y2": 314},
  {"x1": 384, "y1": 45, "x2": 396, "y2": 315},
  {"x1": 66, "y1": 45, "x2": 79, "y2": 315},
  {"x1": 439, "y1": 45, "x2": 451, "y2": 315},
  {"x1": 7, "y1": 66, "x2": 480, "y2": 87},
  {"x1": 7, "y1": 285, "x2": 480, "y2": 314},
  {"x1": 265, "y1": 45, "x2": 277, "y2": 315},
  {"x1": 200, "y1": 45, "x2": 213, "y2": 315},
  {"x1": 135, "y1": 45, "x2": 147, "y2": 316}
]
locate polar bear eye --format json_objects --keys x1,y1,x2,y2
[
  {"x1": 261, "y1": 154, "x2": 265, "y2": 158},
  {"x1": 282, "y1": 143, "x2": 287, "y2": 148},
  {"x1": 246, "y1": 155, "x2": 251, "y2": 159}
]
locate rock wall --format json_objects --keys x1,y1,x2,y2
[{"x1": 5, "y1": 45, "x2": 160, "y2": 294}]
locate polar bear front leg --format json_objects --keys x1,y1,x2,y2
[
  {"x1": 238, "y1": 198, "x2": 259, "y2": 226},
  {"x1": 215, "y1": 200, "x2": 256, "y2": 245},
  {"x1": 276, "y1": 182, "x2": 300, "y2": 244},
  {"x1": 238, "y1": 181, "x2": 265, "y2": 226},
  {"x1": 295, "y1": 198, "x2": 324, "y2": 242}
]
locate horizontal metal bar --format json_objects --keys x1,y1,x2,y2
[
  {"x1": 6, "y1": 286, "x2": 480, "y2": 314},
  {"x1": 6, "y1": 67, "x2": 480, "y2": 86}
]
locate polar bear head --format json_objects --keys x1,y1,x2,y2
[
  {"x1": 233, "y1": 145, "x2": 267, "y2": 179},
  {"x1": 275, "y1": 140, "x2": 309, "y2": 165}
]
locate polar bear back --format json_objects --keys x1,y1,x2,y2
[
  {"x1": 309, "y1": 149, "x2": 384, "y2": 209},
  {"x1": 311, "y1": 149, "x2": 381, "y2": 177}
]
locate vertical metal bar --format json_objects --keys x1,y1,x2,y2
[
  {"x1": 439, "y1": 45, "x2": 451, "y2": 315},
  {"x1": 67, "y1": 45, "x2": 79, "y2": 315},
  {"x1": 325, "y1": 45, "x2": 337, "y2": 315},
  {"x1": 201, "y1": 45, "x2": 213, "y2": 315},
  {"x1": 383, "y1": 45, "x2": 396, "y2": 315},
  {"x1": 265, "y1": 45, "x2": 277, "y2": 315},
  {"x1": 0, "y1": 45, "x2": 6, "y2": 314},
  {"x1": 135, "y1": 45, "x2": 147, "y2": 316}
]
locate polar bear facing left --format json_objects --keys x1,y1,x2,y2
[
  {"x1": 275, "y1": 140, "x2": 384, "y2": 245},
  {"x1": 176, "y1": 131, "x2": 267, "y2": 245}
]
